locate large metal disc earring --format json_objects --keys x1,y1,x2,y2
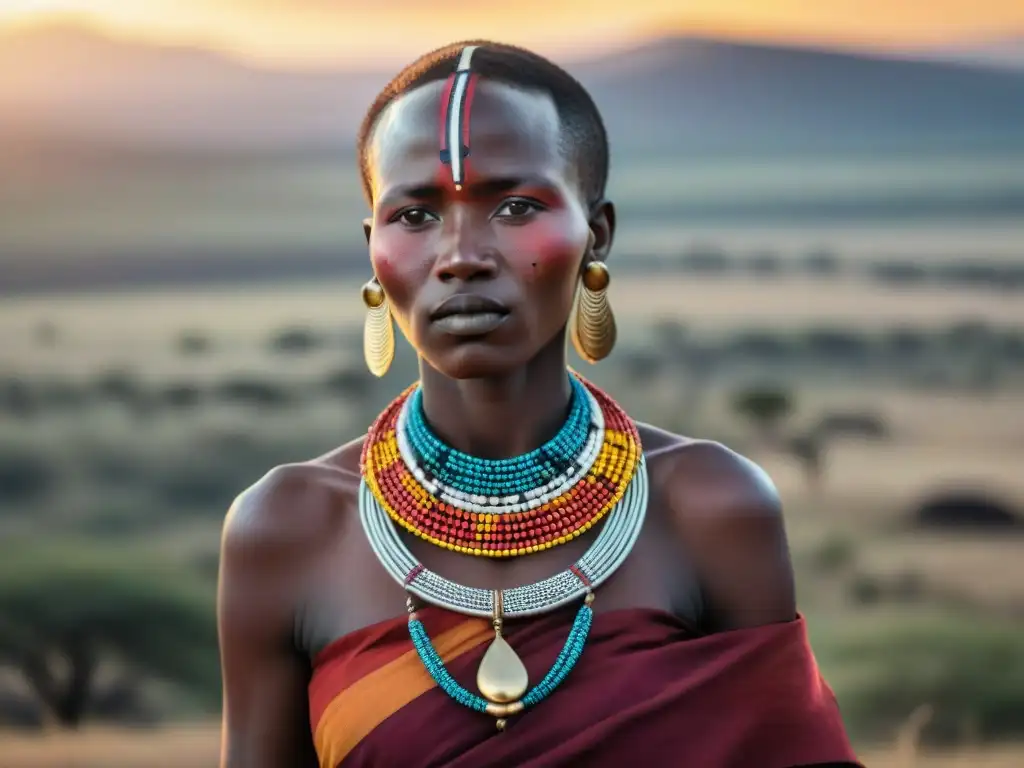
[
  {"x1": 570, "y1": 261, "x2": 616, "y2": 363},
  {"x1": 362, "y1": 277, "x2": 394, "y2": 377}
]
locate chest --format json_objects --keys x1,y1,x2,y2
[{"x1": 298, "y1": 479, "x2": 700, "y2": 660}]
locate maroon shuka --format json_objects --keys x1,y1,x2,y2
[{"x1": 309, "y1": 605, "x2": 863, "y2": 767}]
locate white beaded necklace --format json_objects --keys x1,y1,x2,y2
[
  {"x1": 394, "y1": 383, "x2": 607, "y2": 517},
  {"x1": 359, "y1": 456, "x2": 649, "y2": 618}
]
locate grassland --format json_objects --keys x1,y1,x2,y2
[{"x1": 1, "y1": 270, "x2": 1022, "y2": 760}]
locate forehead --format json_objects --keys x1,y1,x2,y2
[{"x1": 368, "y1": 79, "x2": 571, "y2": 200}]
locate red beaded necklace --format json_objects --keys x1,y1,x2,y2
[{"x1": 360, "y1": 375, "x2": 642, "y2": 558}]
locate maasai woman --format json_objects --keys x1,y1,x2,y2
[{"x1": 217, "y1": 41, "x2": 862, "y2": 767}]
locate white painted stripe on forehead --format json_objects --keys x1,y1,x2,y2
[
  {"x1": 448, "y1": 73, "x2": 469, "y2": 186},
  {"x1": 457, "y1": 45, "x2": 479, "y2": 71},
  {"x1": 447, "y1": 46, "x2": 479, "y2": 188}
]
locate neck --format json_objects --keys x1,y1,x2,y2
[{"x1": 417, "y1": 337, "x2": 574, "y2": 459}]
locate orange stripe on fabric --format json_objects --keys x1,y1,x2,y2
[
  {"x1": 314, "y1": 617, "x2": 491, "y2": 768},
  {"x1": 309, "y1": 609, "x2": 471, "y2": 725}
]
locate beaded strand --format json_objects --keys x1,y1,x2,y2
[
  {"x1": 358, "y1": 371, "x2": 649, "y2": 730},
  {"x1": 360, "y1": 374, "x2": 642, "y2": 558},
  {"x1": 407, "y1": 595, "x2": 595, "y2": 728},
  {"x1": 396, "y1": 382, "x2": 606, "y2": 515},
  {"x1": 404, "y1": 377, "x2": 593, "y2": 496},
  {"x1": 359, "y1": 455, "x2": 649, "y2": 617}
]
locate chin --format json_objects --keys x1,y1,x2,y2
[{"x1": 427, "y1": 343, "x2": 529, "y2": 380}]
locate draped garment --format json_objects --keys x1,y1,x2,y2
[{"x1": 309, "y1": 606, "x2": 862, "y2": 767}]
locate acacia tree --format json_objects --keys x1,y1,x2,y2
[
  {"x1": 731, "y1": 385, "x2": 794, "y2": 443},
  {"x1": 0, "y1": 546, "x2": 218, "y2": 728},
  {"x1": 730, "y1": 385, "x2": 828, "y2": 491}
]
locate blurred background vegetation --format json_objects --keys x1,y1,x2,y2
[
  {"x1": 2, "y1": 301, "x2": 1022, "y2": 750},
  {"x1": 2, "y1": 2, "x2": 1024, "y2": 765}
]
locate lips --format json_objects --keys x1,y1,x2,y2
[
  {"x1": 429, "y1": 294, "x2": 510, "y2": 321},
  {"x1": 429, "y1": 294, "x2": 511, "y2": 337}
]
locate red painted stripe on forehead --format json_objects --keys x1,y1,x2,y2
[
  {"x1": 438, "y1": 73, "x2": 456, "y2": 153},
  {"x1": 461, "y1": 73, "x2": 479, "y2": 147}
]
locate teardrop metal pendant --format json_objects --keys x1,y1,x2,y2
[{"x1": 476, "y1": 634, "x2": 529, "y2": 703}]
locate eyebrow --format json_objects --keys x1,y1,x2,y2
[{"x1": 377, "y1": 175, "x2": 558, "y2": 209}]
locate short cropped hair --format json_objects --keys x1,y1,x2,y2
[{"x1": 356, "y1": 40, "x2": 609, "y2": 208}]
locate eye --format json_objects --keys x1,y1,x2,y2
[
  {"x1": 494, "y1": 198, "x2": 543, "y2": 220},
  {"x1": 392, "y1": 207, "x2": 439, "y2": 228}
]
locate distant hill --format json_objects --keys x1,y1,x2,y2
[
  {"x1": 2, "y1": 24, "x2": 1023, "y2": 156},
  {"x1": 578, "y1": 36, "x2": 1024, "y2": 153},
  {"x1": 924, "y1": 36, "x2": 1024, "y2": 72},
  {"x1": 0, "y1": 22, "x2": 382, "y2": 152},
  {"x1": 2, "y1": 24, "x2": 1024, "y2": 295}
]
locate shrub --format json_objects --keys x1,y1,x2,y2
[
  {"x1": 34, "y1": 379, "x2": 91, "y2": 410},
  {"x1": 92, "y1": 369, "x2": 154, "y2": 415},
  {"x1": 809, "y1": 535, "x2": 857, "y2": 574},
  {"x1": 868, "y1": 260, "x2": 930, "y2": 286},
  {"x1": 676, "y1": 245, "x2": 733, "y2": 274},
  {"x1": 268, "y1": 326, "x2": 322, "y2": 354},
  {"x1": 322, "y1": 367, "x2": 373, "y2": 401},
  {"x1": 800, "y1": 249, "x2": 842, "y2": 277},
  {"x1": 0, "y1": 376, "x2": 39, "y2": 418},
  {"x1": 0, "y1": 443, "x2": 59, "y2": 504},
  {"x1": 176, "y1": 330, "x2": 212, "y2": 355},
  {"x1": 0, "y1": 544, "x2": 219, "y2": 728},
  {"x1": 745, "y1": 251, "x2": 786, "y2": 278},
  {"x1": 159, "y1": 382, "x2": 204, "y2": 409},
  {"x1": 911, "y1": 490, "x2": 1021, "y2": 531},
  {"x1": 880, "y1": 326, "x2": 932, "y2": 361},
  {"x1": 823, "y1": 615, "x2": 1024, "y2": 745},
  {"x1": 801, "y1": 328, "x2": 871, "y2": 363},
  {"x1": 727, "y1": 331, "x2": 793, "y2": 363},
  {"x1": 214, "y1": 375, "x2": 295, "y2": 408},
  {"x1": 731, "y1": 385, "x2": 794, "y2": 439}
]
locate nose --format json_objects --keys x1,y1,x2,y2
[{"x1": 433, "y1": 208, "x2": 498, "y2": 283}]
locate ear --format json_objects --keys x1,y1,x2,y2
[
  {"x1": 586, "y1": 199, "x2": 616, "y2": 264},
  {"x1": 362, "y1": 218, "x2": 373, "y2": 245}
]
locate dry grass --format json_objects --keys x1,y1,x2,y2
[
  {"x1": 1, "y1": 274, "x2": 1022, "y2": 370},
  {"x1": 1, "y1": 275, "x2": 1022, "y2": 761},
  {"x1": 2, "y1": 723, "x2": 1023, "y2": 768}
]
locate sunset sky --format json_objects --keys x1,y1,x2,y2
[{"x1": 1, "y1": 1, "x2": 1023, "y2": 66}]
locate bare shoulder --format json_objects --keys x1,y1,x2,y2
[
  {"x1": 638, "y1": 424, "x2": 794, "y2": 630},
  {"x1": 640, "y1": 424, "x2": 781, "y2": 520},
  {"x1": 216, "y1": 440, "x2": 363, "y2": 767},
  {"x1": 219, "y1": 436, "x2": 365, "y2": 583}
]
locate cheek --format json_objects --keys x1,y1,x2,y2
[
  {"x1": 370, "y1": 249, "x2": 397, "y2": 284},
  {"x1": 504, "y1": 217, "x2": 586, "y2": 284},
  {"x1": 370, "y1": 231, "x2": 431, "y2": 309}
]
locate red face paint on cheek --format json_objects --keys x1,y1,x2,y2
[
  {"x1": 371, "y1": 251, "x2": 395, "y2": 282},
  {"x1": 370, "y1": 232, "x2": 430, "y2": 312},
  {"x1": 502, "y1": 216, "x2": 586, "y2": 284}
]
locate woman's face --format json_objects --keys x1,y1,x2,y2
[{"x1": 364, "y1": 79, "x2": 613, "y2": 379}]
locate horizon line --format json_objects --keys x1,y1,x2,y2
[{"x1": 3, "y1": 13, "x2": 1022, "y2": 72}]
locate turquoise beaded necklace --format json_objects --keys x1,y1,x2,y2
[
  {"x1": 360, "y1": 373, "x2": 649, "y2": 731},
  {"x1": 404, "y1": 375, "x2": 592, "y2": 497},
  {"x1": 406, "y1": 594, "x2": 594, "y2": 729}
]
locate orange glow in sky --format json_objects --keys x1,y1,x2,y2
[{"x1": 2, "y1": 1, "x2": 1023, "y2": 66}]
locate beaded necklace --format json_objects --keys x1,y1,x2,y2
[
  {"x1": 403, "y1": 376, "x2": 595, "y2": 500},
  {"x1": 358, "y1": 374, "x2": 648, "y2": 730},
  {"x1": 361, "y1": 374, "x2": 641, "y2": 558},
  {"x1": 359, "y1": 455, "x2": 648, "y2": 617}
]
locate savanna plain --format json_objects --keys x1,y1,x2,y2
[{"x1": 1, "y1": 262, "x2": 1022, "y2": 767}]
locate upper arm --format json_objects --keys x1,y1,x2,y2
[
  {"x1": 217, "y1": 475, "x2": 320, "y2": 768},
  {"x1": 666, "y1": 442, "x2": 796, "y2": 632}
]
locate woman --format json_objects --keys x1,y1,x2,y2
[{"x1": 218, "y1": 41, "x2": 860, "y2": 767}]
